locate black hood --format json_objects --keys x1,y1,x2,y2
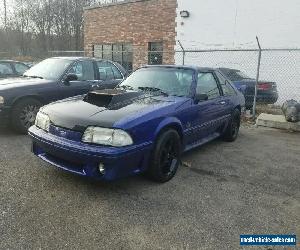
[
  {"x1": 83, "y1": 89, "x2": 144, "y2": 110},
  {"x1": 41, "y1": 89, "x2": 183, "y2": 132}
]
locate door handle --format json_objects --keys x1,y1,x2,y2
[{"x1": 219, "y1": 101, "x2": 226, "y2": 105}]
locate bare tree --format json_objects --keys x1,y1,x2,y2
[
  {"x1": 3, "y1": 0, "x2": 7, "y2": 31},
  {"x1": 0, "y1": 0, "x2": 102, "y2": 57}
]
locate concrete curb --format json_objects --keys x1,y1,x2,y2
[{"x1": 256, "y1": 113, "x2": 300, "y2": 132}]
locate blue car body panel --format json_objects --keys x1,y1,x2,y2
[
  {"x1": 28, "y1": 65, "x2": 245, "y2": 181},
  {"x1": 30, "y1": 125, "x2": 152, "y2": 180}
]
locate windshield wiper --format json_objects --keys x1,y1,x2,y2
[
  {"x1": 138, "y1": 86, "x2": 169, "y2": 96},
  {"x1": 23, "y1": 75, "x2": 44, "y2": 79}
]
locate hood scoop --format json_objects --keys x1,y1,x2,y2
[{"x1": 84, "y1": 89, "x2": 143, "y2": 110}]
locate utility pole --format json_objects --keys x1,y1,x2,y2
[{"x1": 253, "y1": 36, "x2": 262, "y2": 118}]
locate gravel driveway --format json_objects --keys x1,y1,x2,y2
[{"x1": 0, "y1": 126, "x2": 299, "y2": 249}]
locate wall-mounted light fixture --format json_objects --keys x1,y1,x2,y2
[{"x1": 180, "y1": 10, "x2": 190, "y2": 18}]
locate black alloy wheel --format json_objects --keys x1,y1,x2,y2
[
  {"x1": 147, "y1": 129, "x2": 181, "y2": 182},
  {"x1": 223, "y1": 109, "x2": 241, "y2": 142}
]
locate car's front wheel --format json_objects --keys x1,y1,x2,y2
[
  {"x1": 147, "y1": 129, "x2": 181, "y2": 183},
  {"x1": 223, "y1": 109, "x2": 241, "y2": 142},
  {"x1": 11, "y1": 98, "x2": 42, "y2": 134}
]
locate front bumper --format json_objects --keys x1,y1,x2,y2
[
  {"x1": 0, "y1": 105, "x2": 10, "y2": 128},
  {"x1": 28, "y1": 125, "x2": 153, "y2": 181}
]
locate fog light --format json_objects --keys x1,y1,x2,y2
[{"x1": 98, "y1": 163, "x2": 105, "y2": 175}]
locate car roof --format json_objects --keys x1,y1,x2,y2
[
  {"x1": 50, "y1": 57, "x2": 90, "y2": 60},
  {"x1": 0, "y1": 60, "x2": 25, "y2": 64},
  {"x1": 50, "y1": 56, "x2": 112, "y2": 61},
  {"x1": 141, "y1": 65, "x2": 217, "y2": 72},
  {"x1": 218, "y1": 67, "x2": 240, "y2": 72}
]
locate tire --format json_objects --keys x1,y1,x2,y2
[
  {"x1": 223, "y1": 109, "x2": 241, "y2": 142},
  {"x1": 11, "y1": 98, "x2": 42, "y2": 134},
  {"x1": 146, "y1": 129, "x2": 181, "y2": 183}
]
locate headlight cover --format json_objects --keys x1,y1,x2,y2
[
  {"x1": 35, "y1": 112, "x2": 50, "y2": 132},
  {"x1": 82, "y1": 127, "x2": 133, "y2": 147},
  {"x1": 0, "y1": 96, "x2": 4, "y2": 105}
]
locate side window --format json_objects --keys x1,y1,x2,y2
[
  {"x1": 110, "y1": 63, "x2": 123, "y2": 79},
  {"x1": 216, "y1": 72, "x2": 236, "y2": 96},
  {"x1": 196, "y1": 72, "x2": 221, "y2": 99},
  {"x1": 97, "y1": 61, "x2": 122, "y2": 80},
  {"x1": 68, "y1": 61, "x2": 95, "y2": 81},
  {"x1": 0, "y1": 63, "x2": 13, "y2": 75},
  {"x1": 14, "y1": 63, "x2": 29, "y2": 75}
]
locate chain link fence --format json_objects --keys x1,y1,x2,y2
[
  {"x1": 175, "y1": 48, "x2": 300, "y2": 114},
  {"x1": 1, "y1": 47, "x2": 299, "y2": 115}
]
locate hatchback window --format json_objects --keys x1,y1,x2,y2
[
  {"x1": 197, "y1": 73, "x2": 220, "y2": 99},
  {"x1": 0, "y1": 63, "x2": 13, "y2": 75},
  {"x1": 220, "y1": 68, "x2": 251, "y2": 81}
]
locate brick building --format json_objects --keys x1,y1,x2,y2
[
  {"x1": 84, "y1": 0, "x2": 300, "y2": 72},
  {"x1": 84, "y1": 0, "x2": 177, "y2": 71}
]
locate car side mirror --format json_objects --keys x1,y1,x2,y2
[
  {"x1": 194, "y1": 93, "x2": 208, "y2": 104},
  {"x1": 64, "y1": 73, "x2": 78, "y2": 84}
]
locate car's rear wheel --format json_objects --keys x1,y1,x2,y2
[
  {"x1": 11, "y1": 98, "x2": 42, "y2": 134},
  {"x1": 147, "y1": 129, "x2": 181, "y2": 183},
  {"x1": 223, "y1": 109, "x2": 241, "y2": 142}
]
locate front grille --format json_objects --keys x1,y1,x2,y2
[{"x1": 49, "y1": 125, "x2": 82, "y2": 142}]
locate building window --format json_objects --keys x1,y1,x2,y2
[
  {"x1": 94, "y1": 43, "x2": 133, "y2": 72},
  {"x1": 148, "y1": 42, "x2": 163, "y2": 65}
]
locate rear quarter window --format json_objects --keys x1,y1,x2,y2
[
  {"x1": 216, "y1": 72, "x2": 236, "y2": 96},
  {"x1": 14, "y1": 63, "x2": 29, "y2": 75}
]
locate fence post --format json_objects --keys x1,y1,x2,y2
[
  {"x1": 178, "y1": 40, "x2": 185, "y2": 65},
  {"x1": 92, "y1": 45, "x2": 95, "y2": 57},
  {"x1": 253, "y1": 36, "x2": 262, "y2": 118}
]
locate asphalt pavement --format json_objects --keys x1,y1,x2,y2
[{"x1": 0, "y1": 126, "x2": 299, "y2": 249}]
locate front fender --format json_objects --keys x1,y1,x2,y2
[
  {"x1": 11, "y1": 94, "x2": 46, "y2": 106},
  {"x1": 153, "y1": 117, "x2": 183, "y2": 140}
]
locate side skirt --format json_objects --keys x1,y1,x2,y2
[{"x1": 183, "y1": 132, "x2": 221, "y2": 152}]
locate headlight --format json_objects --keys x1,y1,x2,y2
[
  {"x1": 35, "y1": 112, "x2": 50, "y2": 132},
  {"x1": 0, "y1": 96, "x2": 4, "y2": 105},
  {"x1": 82, "y1": 127, "x2": 133, "y2": 147}
]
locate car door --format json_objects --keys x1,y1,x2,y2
[
  {"x1": 59, "y1": 60, "x2": 97, "y2": 98},
  {"x1": 94, "y1": 61, "x2": 125, "y2": 89},
  {"x1": 189, "y1": 72, "x2": 226, "y2": 143}
]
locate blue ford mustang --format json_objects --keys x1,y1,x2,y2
[{"x1": 29, "y1": 65, "x2": 245, "y2": 182}]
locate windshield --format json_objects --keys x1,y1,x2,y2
[
  {"x1": 119, "y1": 67, "x2": 194, "y2": 96},
  {"x1": 24, "y1": 58, "x2": 73, "y2": 80}
]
